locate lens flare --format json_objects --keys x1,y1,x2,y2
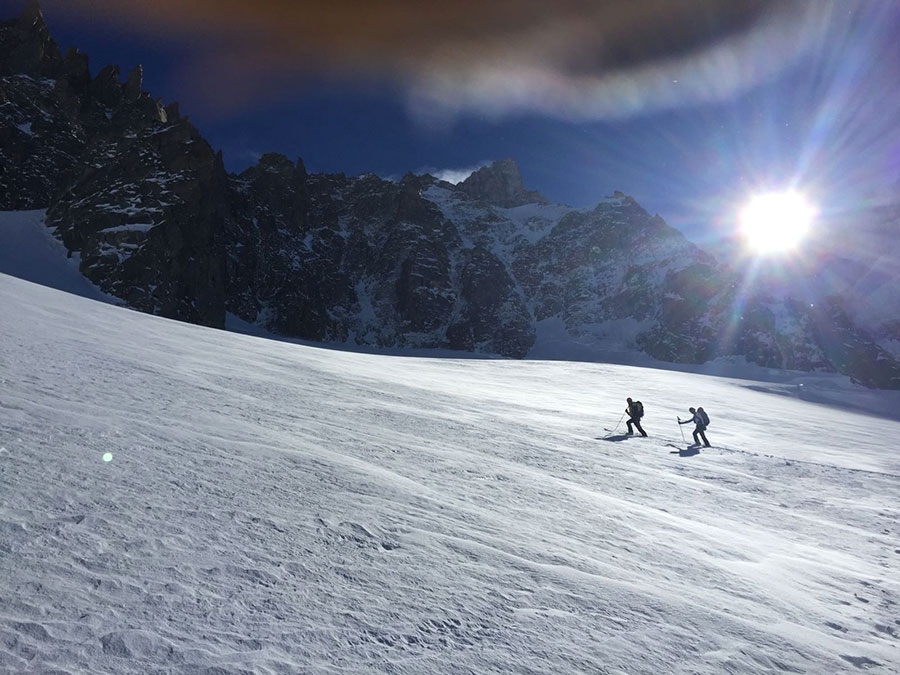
[{"x1": 739, "y1": 191, "x2": 815, "y2": 254}]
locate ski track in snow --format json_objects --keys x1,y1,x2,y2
[{"x1": 1, "y1": 273, "x2": 899, "y2": 674}]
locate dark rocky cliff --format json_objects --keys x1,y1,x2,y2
[{"x1": 2, "y1": 1, "x2": 225, "y2": 326}]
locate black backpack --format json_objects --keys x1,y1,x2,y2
[
  {"x1": 633, "y1": 401, "x2": 644, "y2": 418},
  {"x1": 698, "y1": 408, "x2": 710, "y2": 426}
]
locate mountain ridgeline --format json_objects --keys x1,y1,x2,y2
[{"x1": 2, "y1": 1, "x2": 899, "y2": 388}]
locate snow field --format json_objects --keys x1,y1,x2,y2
[{"x1": 1, "y1": 273, "x2": 899, "y2": 674}]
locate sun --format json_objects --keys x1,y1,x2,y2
[{"x1": 739, "y1": 191, "x2": 815, "y2": 255}]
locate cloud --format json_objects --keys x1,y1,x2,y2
[
  {"x1": 417, "y1": 163, "x2": 490, "y2": 185},
  {"x1": 46, "y1": 0, "x2": 821, "y2": 120}
]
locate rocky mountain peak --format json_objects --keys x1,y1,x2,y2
[
  {"x1": 458, "y1": 158, "x2": 548, "y2": 208},
  {"x1": 255, "y1": 152, "x2": 297, "y2": 174},
  {"x1": 123, "y1": 64, "x2": 142, "y2": 101},
  {"x1": 91, "y1": 63, "x2": 122, "y2": 106},
  {"x1": 0, "y1": 0, "x2": 61, "y2": 77},
  {"x1": 61, "y1": 45, "x2": 89, "y2": 88}
]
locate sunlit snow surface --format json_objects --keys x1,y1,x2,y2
[{"x1": 1, "y1": 273, "x2": 899, "y2": 674}]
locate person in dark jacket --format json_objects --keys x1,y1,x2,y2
[
  {"x1": 678, "y1": 407, "x2": 710, "y2": 447},
  {"x1": 625, "y1": 397, "x2": 647, "y2": 437}
]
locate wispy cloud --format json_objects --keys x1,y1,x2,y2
[{"x1": 45, "y1": 0, "x2": 831, "y2": 121}]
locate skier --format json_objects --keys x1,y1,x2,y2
[
  {"x1": 625, "y1": 397, "x2": 647, "y2": 437},
  {"x1": 678, "y1": 407, "x2": 710, "y2": 447}
]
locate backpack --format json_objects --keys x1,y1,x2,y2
[
  {"x1": 698, "y1": 408, "x2": 710, "y2": 426},
  {"x1": 633, "y1": 401, "x2": 644, "y2": 418}
]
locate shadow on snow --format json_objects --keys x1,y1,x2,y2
[{"x1": 665, "y1": 442, "x2": 701, "y2": 457}]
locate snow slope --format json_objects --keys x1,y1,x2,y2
[
  {"x1": 0, "y1": 210, "x2": 113, "y2": 304},
  {"x1": 1, "y1": 272, "x2": 899, "y2": 674}
]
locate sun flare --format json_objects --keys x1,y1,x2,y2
[{"x1": 739, "y1": 191, "x2": 815, "y2": 255}]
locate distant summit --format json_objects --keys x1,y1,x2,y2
[{"x1": 458, "y1": 159, "x2": 548, "y2": 208}]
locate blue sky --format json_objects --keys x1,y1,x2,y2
[{"x1": 4, "y1": 1, "x2": 899, "y2": 248}]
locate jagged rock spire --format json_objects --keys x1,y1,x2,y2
[
  {"x1": 0, "y1": 0, "x2": 62, "y2": 76},
  {"x1": 123, "y1": 64, "x2": 142, "y2": 101},
  {"x1": 19, "y1": 0, "x2": 43, "y2": 28}
]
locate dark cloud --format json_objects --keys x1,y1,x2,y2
[{"x1": 42, "y1": 0, "x2": 815, "y2": 119}]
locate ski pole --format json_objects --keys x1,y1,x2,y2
[
  {"x1": 610, "y1": 411, "x2": 626, "y2": 433},
  {"x1": 677, "y1": 417, "x2": 685, "y2": 443}
]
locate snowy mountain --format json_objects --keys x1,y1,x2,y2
[
  {"x1": 816, "y1": 204, "x2": 900, "y2": 360},
  {"x1": 2, "y1": 1, "x2": 900, "y2": 388},
  {"x1": 2, "y1": 271, "x2": 900, "y2": 674}
]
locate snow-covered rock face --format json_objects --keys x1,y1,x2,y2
[
  {"x1": 222, "y1": 161, "x2": 900, "y2": 385},
  {"x1": 224, "y1": 167, "x2": 535, "y2": 356},
  {"x1": 1, "y1": 2, "x2": 226, "y2": 327},
  {"x1": 2, "y1": 2, "x2": 899, "y2": 387},
  {"x1": 818, "y1": 206, "x2": 900, "y2": 360}
]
